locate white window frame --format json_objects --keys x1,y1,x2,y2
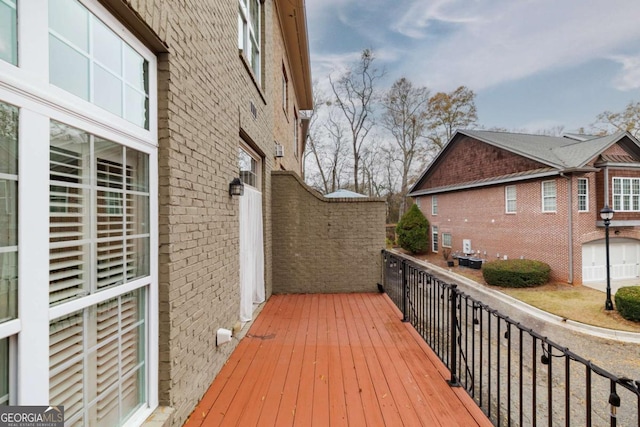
[
  {"x1": 542, "y1": 180, "x2": 557, "y2": 213},
  {"x1": 0, "y1": 0, "x2": 158, "y2": 422},
  {"x1": 442, "y1": 232, "x2": 452, "y2": 248},
  {"x1": 432, "y1": 225, "x2": 438, "y2": 252},
  {"x1": 577, "y1": 178, "x2": 589, "y2": 212},
  {"x1": 431, "y1": 195, "x2": 438, "y2": 215},
  {"x1": 612, "y1": 177, "x2": 640, "y2": 212},
  {"x1": 505, "y1": 185, "x2": 516, "y2": 214},
  {"x1": 238, "y1": 0, "x2": 261, "y2": 83}
]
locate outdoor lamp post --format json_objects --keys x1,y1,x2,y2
[{"x1": 600, "y1": 205, "x2": 614, "y2": 311}]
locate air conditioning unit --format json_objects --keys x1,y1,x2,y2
[{"x1": 275, "y1": 144, "x2": 284, "y2": 158}]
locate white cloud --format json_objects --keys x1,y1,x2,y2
[
  {"x1": 396, "y1": 0, "x2": 640, "y2": 91},
  {"x1": 610, "y1": 54, "x2": 640, "y2": 91},
  {"x1": 391, "y1": 0, "x2": 482, "y2": 39},
  {"x1": 305, "y1": 0, "x2": 640, "y2": 129}
]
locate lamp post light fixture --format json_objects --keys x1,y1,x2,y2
[
  {"x1": 228, "y1": 177, "x2": 244, "y2": 196},
  {"x1": 600, "y1": 205, "x2": 614, "y2": 311}
]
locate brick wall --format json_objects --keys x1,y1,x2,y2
[
  {"x1": 272, "y1": 172, "x2": 386, "y2": 293},
  {"x1": 422, "y1": 177, "x2": 574, "y2": 283},
  {"x1": 111, "y1": 0, "x2": 299, "y2": 425}
]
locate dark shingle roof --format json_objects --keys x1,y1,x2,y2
[
  {"x1": 408, "y1": 129, "x2": 640, "y2": 196},
  {"x1": 461, "y1": 130, "x2": 626, "y2": 168}
]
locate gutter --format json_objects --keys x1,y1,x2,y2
[{"x1": 560, "y1": 172, "x2": 573, "y2": 284}]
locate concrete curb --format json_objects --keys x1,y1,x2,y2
[{"x1": 398, "y1": 252, "x2": 640, "y2": 344}]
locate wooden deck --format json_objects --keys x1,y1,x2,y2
[{"x1": 184, "y1": 293, "x2": 492, "y2": 426}]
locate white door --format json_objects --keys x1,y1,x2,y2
[{"x1": 582, "y1": 239, "x2": 640, "y2": 282}]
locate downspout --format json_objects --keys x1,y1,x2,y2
[
  {"x1": 560, "y1": 173, "x2": 573, "y2": 284},
  {"x1": 604, "y1": 166, "x2": 609, "y2": 206}
]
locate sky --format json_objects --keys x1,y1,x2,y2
[{"x1": 305, "y1": 0, "x2": 640, "y2": 133}]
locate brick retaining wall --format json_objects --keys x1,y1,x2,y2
[{"x1": 272, "y1": 172, "x2": 386, "y2": 293}]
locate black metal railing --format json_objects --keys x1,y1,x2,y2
[{"x1": 382, "y1": 249, "x2": 640, "y2": 427}]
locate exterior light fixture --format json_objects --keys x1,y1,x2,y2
[
  {"x1": 229, "y1": 177, "x2": 244, "y2": 196},
  {"x1": 599, "y1": 205, "x2": 614, "y2": 311}
]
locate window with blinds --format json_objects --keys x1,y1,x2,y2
[
  {"x1": 0, "y1": 101, "x2": 18, "y2": 323},
  {"x1": 49, "y1": 122, "x2": 150, "y2": 304},
  {"x1": 0, "y1": 338, "x2": 8, "y2": 406},
  {"x1": 49, "y1": 290, "x2": 145, "y2": 426}
]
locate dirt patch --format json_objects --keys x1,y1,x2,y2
[{"x1": 401, "y1": 250, "x2": 640, "y2": 333}]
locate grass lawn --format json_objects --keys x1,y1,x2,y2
[
  {"x1": 410, "y1": 251, "x2": 640, "y2": 333},
  {"x1": 500, "y1": 283, "x2": 640, "y2": 333}
]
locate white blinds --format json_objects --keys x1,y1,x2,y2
[
  {"x1": 49, "y1": 291, "x2": 145, "y2": 426},
  {"x1": 49, "y1": 313, "x2": 84, "y2": 421},
  {"x1": 49, "y1": 122, "x2": 150, "y2": 304},
  {"x1": 49, "y1": 139, "x2": 89, "y2": 304}
]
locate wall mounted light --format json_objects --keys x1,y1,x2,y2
[{"x1": 229, "y1": 177, "x2": 244, "y2": 196}]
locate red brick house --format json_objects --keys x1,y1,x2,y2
[{"x1": 408, "y1": 129, "x2": 640, "y2": 286}]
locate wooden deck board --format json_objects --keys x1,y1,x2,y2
[{"x1": 185, "y1": 293, "x2": 493, "y2": 427}]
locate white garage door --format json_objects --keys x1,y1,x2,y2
[{"x1": 582, "y1": 238, "x2": 640, "y2": 282}]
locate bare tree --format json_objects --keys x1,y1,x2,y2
[
  {"x1": 329, "y1": 48, "x2": 384, "y2": 193},
  {"x1": 591, "y1": 101, "x2": 640, "y2": 138},
  {"x1": 427, "y1": 85, "x2": 478, "y2": 150},
  {"x1": 381, "y1": 77, "x2": 430, "y2": 217},
  {"x1": 304, "y1": 86, "x2": 350, "y2": 194}
]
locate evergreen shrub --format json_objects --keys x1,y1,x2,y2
[
  {"x1": 615, "y1": 286, "x2": 640, "y2": 322},
  {"x1": 482, "y1": 259, "x2": 550, "y2": 288},
  {"x1": 395, "y1": 204, "x2": 429, "y2": 254}
]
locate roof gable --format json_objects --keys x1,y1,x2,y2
[{"x1": 409, "y1": 130, "x2": 640, "y2": 195}]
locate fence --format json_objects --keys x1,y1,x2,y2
[{"x1": 381, "y1": 250, "x2": 640, "y2": 427}]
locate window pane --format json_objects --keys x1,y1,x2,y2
[
  {"x1": 124, "y1": 87, "x2": 148, "y2": 128},
  {"x1": 0, "y1": 0, "x2": 17, "y2": 65},
  {"x1": 51, "y1": 290, "x2": 147, "y2": 426},
  {"x1": 126, "y1": 237, "x2": 149, "y2": 281},
  {"x1": 49, "y1": 0, "x2": 150, "y2": 130},
  {"x1": 0, "y1": 252, "x2": 17, "y2": 322},
  {"x1": 49, "y1": 312, "x2": 85, "y2": 421},
  {"x1": 0, "y1": 338, "x2": 7, "y2": 405},
  {"x1": 94, "y1": 65, "x2": 123, "y2": 116},
  {"x1": 251, "y1": 39, "x2": 259, "y2": 75},
  {"x1": 50, "y1": 123, "x2": 92, "y2": 304},
  {"x1": 88, "y1": 290, "x2": 145, "y2": 425},
  {"x1": 126, "y1": 148, "x2": 149, "y2": 192},
  {"x1": 0, "y1": 102, "x2": 18, "y2": 175},
  {"x1": 48, "y1": 0, "x2": 89, "y2": 52},
  {"x1": 0, "y1": 180, "x2": 16, "y2": 247},
  {"x1": 123, "y1": 46, "x2": 147, "y2": 92},
  {"x1": 239, "y1": 148, "x2": 257, "y2": 187},
  {"x1": 250, "y1": 0, "x2": 259, "y2": 33},
  {"x1": 93, "y1": 19, "x2": 122, "y2": 74},
  {"x1": 49, "y1": 35, "x2": 90, "y2": 100}
]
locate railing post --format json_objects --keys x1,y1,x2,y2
[
  {"x1": 402, "y1": 259, "x2": 408, "y2": 322},
  {"x1": 447, "y1": 284, "x2": 461, "y2": 387}
]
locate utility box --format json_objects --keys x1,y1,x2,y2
[
  {"x1": 463, "y1": 239, "x2": 472, "y2": 254},
  {"x1": 468, "y1": 258, "x2": 482, "y2": 269}
]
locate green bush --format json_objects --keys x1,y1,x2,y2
[
  {"x1": 615, "y1": 286, "x2": 640, "y2": 322},
  {"x1": 482, "y1": 259, "x2": 550, "y2": 288},
  {"x1": 395, "y1": 204, "x2": 429, "y2": 254}
]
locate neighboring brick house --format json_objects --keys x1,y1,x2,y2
[
  {"x1": 0, "y1": 0, "x2": 319, "y2": 426},
  {"x1": 408, "y1": 130, "x2": 640, "y2": 286}
]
